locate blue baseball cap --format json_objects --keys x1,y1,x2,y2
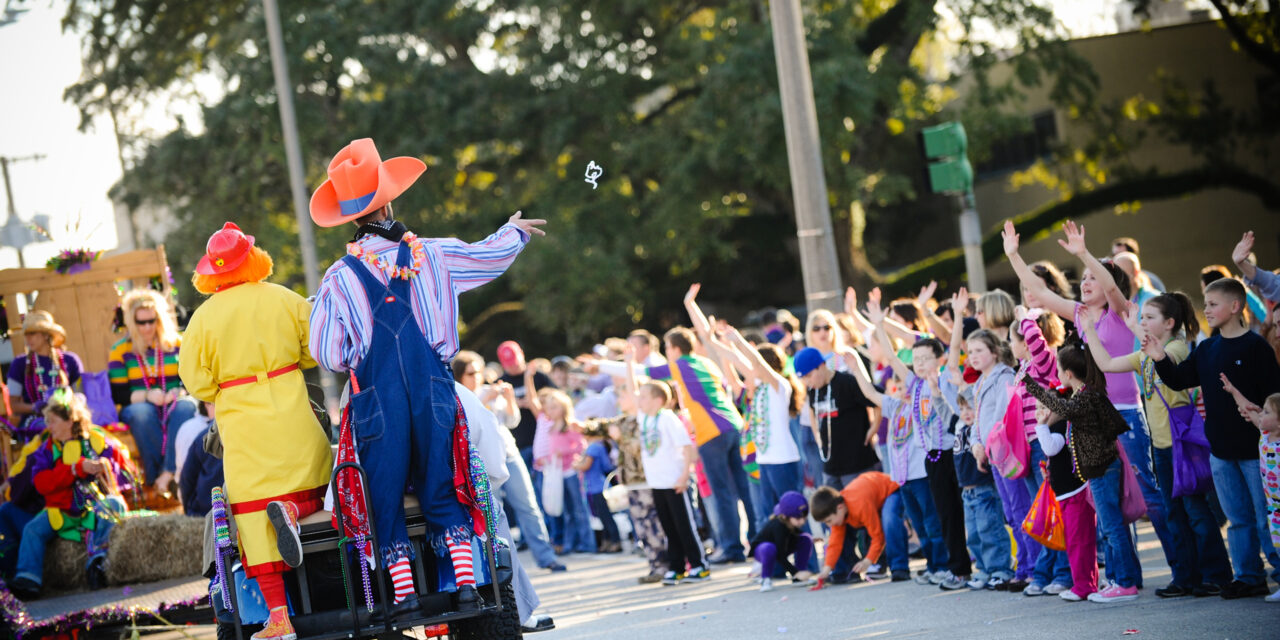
[{"x1": 792, "y1": 347, "x2": 826, "y2": 378}]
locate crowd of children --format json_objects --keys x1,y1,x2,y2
[{"x1": 471, "y1": 223, "x2": 1280, "y2": 608}]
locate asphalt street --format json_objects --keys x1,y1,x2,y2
[{"x1": 525, "y1": 522, "x2": 1278, "y2": 640}]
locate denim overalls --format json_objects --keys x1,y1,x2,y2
[{"x1": 341, "y1": 242, "x2": 471, "y2": 565}]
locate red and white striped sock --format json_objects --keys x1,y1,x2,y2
[
  {"x1": 388, "y1": 556, "x2": 414, "y2": 604},
  {"x1": 446, "y1": 533, "x2": 475, "y2": 587}
]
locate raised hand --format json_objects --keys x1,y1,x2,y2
[
  {"x1": 950, "y1": 287, "x2": 970, "y2": 318},
  {"x1": 865, "y1": 298, "x2": 886, "y2": 326},
  {"x1": 1140, "y1": 333, "x2": 1166, "y2": 360},
  {"x1": 1120, "y1": 301, "x2": 1142, "y2": 334},
  {"x1": 508, "y1": 210, "x2": 547, "y2": 237},
  {"x1": 916, "y1": 281, "x2": 938, "y2": 309},
  {"x1": 684, "y1": 283, "x2": 701, "y2": 305},
  {"x1": 844, "y1": 287, "x2": 859, "y2": 317},
  {"x1": 1232, "y1": 231, "x2": 1255, "y2": 268},
  {"x1": 1057, "y1": 220, "x2": 1088, "y2": 256},
  {"x1": 1014, "y1": 305, "x2": 1028, "y2": 323},
  {"x1": 1219, "y1": 372, "x2": 1241, "y2": 398},
  {"x1": 1002, "y1": 220, "x2": 1020, "y2": 257}
]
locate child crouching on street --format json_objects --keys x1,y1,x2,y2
[
  {"x1": 808, "y1": 472, "x2": 900, "y2": 584},
  {"x1": 749, "y1": 491, "x2": 815, "y2": 592},
  {"x1": 624, "y1": 357, "x2": 709, "y2": 586}
]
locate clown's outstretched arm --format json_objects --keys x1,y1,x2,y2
[{"x1": 440, "y1": 211, "x2": 546, "y2": 294}]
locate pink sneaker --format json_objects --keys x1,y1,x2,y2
[{"x1": 1087, "y1": 584, "x2": 1139, "y2": 603}]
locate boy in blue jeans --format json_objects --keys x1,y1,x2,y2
[
  {"x1": 577, "y1": 426, "x2": 622, "y2": 552},
  {"x1": 1149, "y1": 277, "x2": 1280, "y2": 598},
  {"x1": 943, "y1": 391, "x2": 1014, "y2": 590}
]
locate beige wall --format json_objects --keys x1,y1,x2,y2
[{"x1": 970, "y1": 19, "x2": 1280, "y2": 305}]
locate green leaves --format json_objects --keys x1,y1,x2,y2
[{"x1": 69, "y1": 0, "x2": 1101, "y2": 350}]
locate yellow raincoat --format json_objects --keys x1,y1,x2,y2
[{"x1": 179, "y1": 282, "x2": 333, "y2": 576}]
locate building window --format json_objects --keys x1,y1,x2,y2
[{"x1": 975, "y1": 110, "x2": 1058, "y2": 177}]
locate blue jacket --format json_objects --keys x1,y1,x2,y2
[{"x1": 179, "y1": 426, "x2": 225, "y2": 517}]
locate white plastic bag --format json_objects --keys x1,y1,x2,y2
[{"x1": 541, "y1": 456, "x2": 565, "y2": 517}]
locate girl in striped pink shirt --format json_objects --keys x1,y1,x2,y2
[{"x1": 1010, "y1": 307, "x2": 1075, "y2": 595}]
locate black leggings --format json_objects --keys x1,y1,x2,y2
[
  {"x1": 926, "y1": 449, "x2": 972, "y2": 578},
  {"x1": 652, "y1": 488, "x2": 707, "y2": 573}
]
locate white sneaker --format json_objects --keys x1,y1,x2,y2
[
  {"x1": 929, "y1": 570, "x2": 950, "y2": 585},
  {"x1": 1045, "y1": 583, "x2": 1071, "y2": 595},
  {"x1": 1023, "y1": 583, "x2": 1046, "y2": 596},
  {"x1": 1059, "y1": 589, "x2": 1084, "y2": 602},
  {"x1": 914, "y1": 570, "x2": 934, "y2": 585},
  {"x1": 760, "y1": 578, "x2": 774, "y2": 593},
  {"x1": 966, "y1": 576, "x2": 987, "y2": 590},
  {"x1": 749, "y1": 560, "x2": 763, "y2": 579},
  {"x1": 1266, "y1": 589, "x2": 1280, "y2": 603}
]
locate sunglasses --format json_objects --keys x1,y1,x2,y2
[
  {"x1": 812, "y1": 325, "x2": 831, "y2": 332},
  {"x1": 135, "y1": 318, "x2": 158, "y2": 326}
]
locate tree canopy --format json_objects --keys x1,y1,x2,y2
[{"x1": 63, "y1": 0, "x2": 1100, "y2": 353}]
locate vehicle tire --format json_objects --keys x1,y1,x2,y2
[
  {"x1": 216, "y1": 621, "x2": 261, "y2": 640},
  {"x1": 449, "y1": 581, "x2": 523, "y2": 640}
]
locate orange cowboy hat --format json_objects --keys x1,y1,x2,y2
[{"x1": 309, "y1": 138, "x2": 427, "y2": 227}]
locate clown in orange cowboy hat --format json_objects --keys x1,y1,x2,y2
[
  {"x1": 178, "y1": 222, "x2": 333, "y2": 640},
  {"x1": 308, "y1": 138, "x2": 544, "y2": 618}
]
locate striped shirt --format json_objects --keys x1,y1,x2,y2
[
  {"x1": 107, "y1": 336, "x2": 184, "y2": 394},
  {"x1": 309, "y1": 224, "x2": 529, "y2": 371},
  {"x1": 1014, "y1": 317, "x2": 1059, "y2": 442}
]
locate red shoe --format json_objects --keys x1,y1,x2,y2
[{"x1": 267, "y1": 500, "x2": 303, "y2": 568}]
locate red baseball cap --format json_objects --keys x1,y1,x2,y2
[
  {"x1": 196, "y1": 222, "x2": 256, "y2": 275},
  {"x1": 497, "y1": 341, "x2": 524, "y2": 369}
]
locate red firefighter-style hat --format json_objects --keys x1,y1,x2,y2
[
  {"x1": 196, "y1": 222, "x2": 256, "y2": 275},
  {"x1": 309, "y1": 138, "x2": 427, "y2": 227}
]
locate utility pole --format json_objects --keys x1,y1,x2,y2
[
  {"x1": 261, "y1": 0, "x2": 339, "y2": 417},
  {"x1": 1, "y1": 154, "x2": 47, "y2": 268},
  {"x1": 768, "y1": 0, "x2": 844, "y2": 313}
]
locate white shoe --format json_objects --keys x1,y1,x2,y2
[
  {"x1": 929, "y1": 570, "x2": 950, "y2": 585},
  {"x1": 1266, "y1": 590, "x2": 1280, "y2": 603},
  {"x1": 1045, "y1": 583, "x2": 1070, "y2": 595},
  {"x1": 749, "y1": 560, "x2": 763, "y2": 579},
  {"x1": 760, "y1": 578, "x2": 774, "y2": 593},
  {"x1": 1059, "y1": 590, "x2": 1084, "y2": 602}
]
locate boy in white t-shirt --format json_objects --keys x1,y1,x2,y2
[{"x1": 627, "y1": 356, "x2": 709, "y2": 585}]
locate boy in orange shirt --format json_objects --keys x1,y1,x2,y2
[{"x1": 809, "y1": 472, "x2": 902, "y2": 583}]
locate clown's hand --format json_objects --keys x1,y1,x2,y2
[{"x1": 508, "y1": 211, "x2": 547, "y2": 237}]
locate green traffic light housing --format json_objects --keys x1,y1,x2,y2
[
  {"x1": 921, "y1": 121, "x2": 968, "y2": 159},
  {"x1": 920, "y1": 121, "x2": 972, "y2": 193},
  {"x1": 927, "y1": 157, "x2": 974, "y2": 194}
]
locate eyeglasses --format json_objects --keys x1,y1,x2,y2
[
  {"x1": 812, "y1": 325, "x2": 831, "y2": 332},
  {"x1": 135, "y1": 318, "x2": 158, "y2": 326}
]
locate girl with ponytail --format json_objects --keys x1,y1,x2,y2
[
  {"x1": 1021, "y1": 342, "x2": 1134, "y2": 602},
  {"x1": 1082, "y1": 292, "x2": 1231, "y2": 598}
]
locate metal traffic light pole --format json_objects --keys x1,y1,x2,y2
[{"x1": 921, "y1": 122, "x2": 987, "y2": 292}]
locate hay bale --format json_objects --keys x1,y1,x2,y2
[
  {"x1": 105, "y1": 513, "x2": 204, "y2": 585},
  {"x1": 43, "y1": 538, "x2": 89, "y2": 591}
]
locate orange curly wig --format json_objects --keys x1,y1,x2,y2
[{"x1": 192, "y1": 246, "x2": 274, "y2": 294}]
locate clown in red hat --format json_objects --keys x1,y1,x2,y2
[
  {"x1": 180, "y1": 222, "x2": 334, "y2": 640},
  {"x1": 308, "y1": 138, "x2": 544, "y2": 618}
]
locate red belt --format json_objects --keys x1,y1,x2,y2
[{"x1": 218, "y1": 363, "x2": 301, "y2": 389}]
